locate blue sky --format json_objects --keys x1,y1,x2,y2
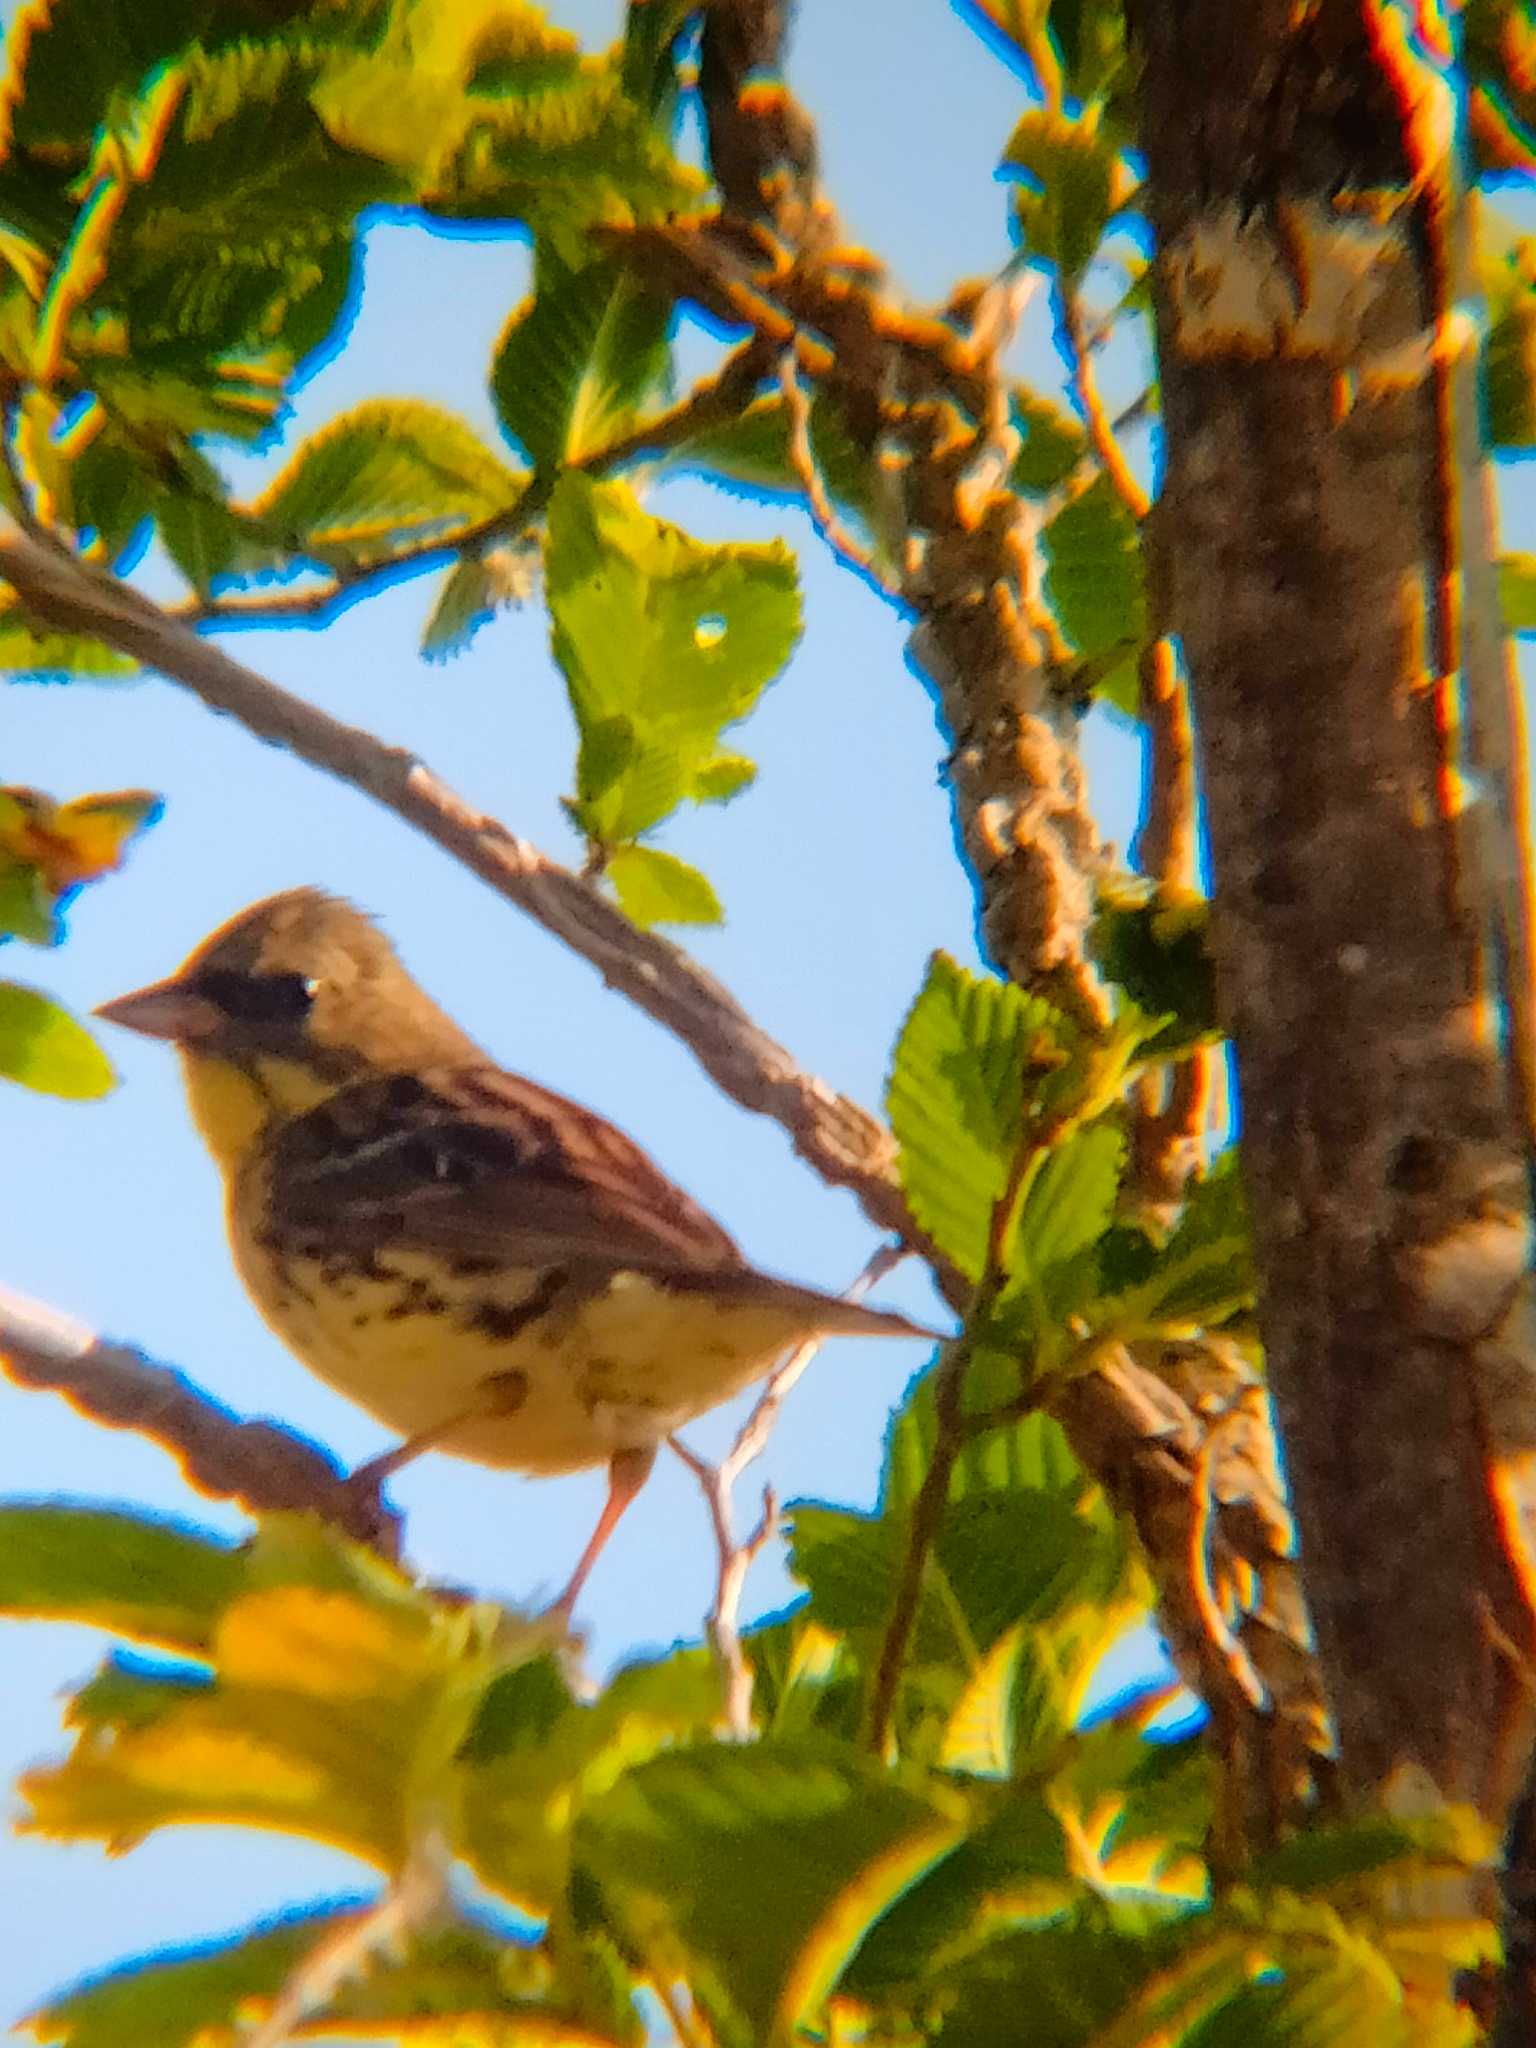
[{"x1": 0, "y1": 0, "x2": 1175, "y2": 2017}]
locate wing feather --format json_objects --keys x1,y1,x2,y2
[{"x1": 260, "y1": 1065, "x2": 745, "y2": 1274}]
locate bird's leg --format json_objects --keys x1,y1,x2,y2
[
  {"x1": 340, "y1": 1410, "x2": 483, "y2": 1519},
  {"x1": 343, "y1": 1369, "x2": 531, "y2": 1507},
  {"x1": 547, "y1": 1444, "x2": 657, "y2": 1621}
]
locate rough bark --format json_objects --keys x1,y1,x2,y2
[{"x1": 1131, "y1": 0, "x2": 1536, "y2": 1817}]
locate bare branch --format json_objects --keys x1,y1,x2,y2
[
  {"x1": 245, "y1": 1823, "x2": 452, "y2": 2048},
  {"x1": 672, "y1": 1241, "x2": 907, "y2": 1737},
  {"x1": 0, "y1": 1282, "x2": 399, "y2": 1553},
  {"x1": 0, "y1": 521, "x2": 925, "y2": 1253},
  {"x1": 1124, "y1": 636, "x2": 1213, "y2": 1228},
  {"x1": 1057, "y1": 283, "x2": 1151, "y2": 523}
]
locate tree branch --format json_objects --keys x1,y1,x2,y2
[
  {"x1": 673, "y1": 1241, "x2": 907, "y2": 1738},
  {"x1": 1124, "y1": 635, "x2": 1213, "y2": 1230},
  {"x1": 0, "y1": 520, "x2": 926, "y2": 1252},
  {"x1": 0, "y1": 1282, "x2": 399, "y2": 1552}
]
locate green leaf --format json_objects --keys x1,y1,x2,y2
[
  {"x1": 1501, "y1": 552, "x2": 1536, "y2": 633},
  {"x1": 962, "y1": 0, "x2": 1135, "y2": 124},
  {"x1": 0, "y1": 864, "x2": 54, "y2": 942},
  {"x1": 250, "y1": 399, "x2": 524, "y2": 567},
  {"x1": 0, "y1": 784, "x2": 160, "y2": 945},
  {"x1": 491, "y1": 240, "x2": 672, "y2": 468},
  {"x1": 102, "y1": 44, "x2": 403, "y2": 367},
  {"x1": 546, "y1": 472, "x2": 800, "y2": 844},
  {"x1": 0, "y1": 608, "x2": 138, "y2": 680},
  {"x1": 63, "y1": 418, "x2": 157, "y2": 559},
  {"x1": 1043, "y1": 474, "x2": 1147, "y2": 712},
  {"x1": 666, "y1": 390, "x2": 879, "y2": 531},
  {"x1": 1245, "y1": 1806, "x2": 1493, "y2": 1899},
  {"x1": 574, "y1": 1739, "x2": 963, "y2": 2048},
  {"x1": 0, "y1": 982, "x2": 115, "y2": 1097},
  {"x1": 1005, "y1": 108, "x2": 1123, "y2": 281},
  {"x1": 691, "y1": 750, "x2": 756, "y2": 803},
  {"x1": 1010, "y1": 1119, "x2": 1125, "y2": 1295},
  {"x1": 886, "y1": 952, "x2": 1075, "y2": 1281},
  {"x1": 1012, "y1": 385, "x2": 1088, "y2": 492},
  {"x1": 314, "y1": 26, "x2": 704, "y2": 244},
  {"x1": 155, "y1": 479, "x2": 257, "y2": 597},
  {"x1": 607, "y1": 845, "x2": 723, "y2": 927},
  {"x1": 19, "y1": 1517, "x2": 548, "y2": 1874},
  {"x1": 1092, "y1": 887, "x2": 1220, "y2": 1052},
  {"x1": 420, "y1": 543, "x2": 536, "y2": 660},
  {"x1": 460, "y1": 1640, "x2": 723, "y2": 1912},
  {"x1": 26, "y1": 1907, "x2": 566, "y2": 2048},
  {"x1": 622, "y1": 0, "x2": 699, "y2": 115},
  {"x1": 0, "y1": 1505, "x2": 241, "y2": 1653},
  {"x1": 1094, "y1": 1150, "x2": 1255, "y2": 1336},
  {"x1": 1485, "y1": 236, "x2": 1536, "y2": 448},
  {"x1": 922, "y1": 1897, "x2": 1199, "y2": 2048}
]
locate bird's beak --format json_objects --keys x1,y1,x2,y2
[{"x1": 95, "y1": 976, "x2": 225, "y2": 1045}]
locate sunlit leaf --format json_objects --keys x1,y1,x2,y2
[
  {"x1": 420, "y1": 543, "x2": 537, "y2": 660},
  {"x1": 0, "y1": 1505, "x2": 239, "y2": 1653},
  {"x1": 1043, "y1": 473, "x2": 1146, "y2": 713},
  {"x1": 18, "y1": 1517, "x2": 547, "y2": 1873},
  {"x1": 314, "y1": 18, "x2": 703, "y2": 243},
  {"x1": 546, "y1": 472, "x2": 799, "y2": 846},
  {"x1": 575, "y1": 1740, "x2": 963, "y2": 2048},
  {"x1": 0, "y1": 981, "x2": 114, "y2": 1096},
  {"x1": 1501, "y1": 551, "x2": 1536, "y2": 633},
  {"x1": 0, "y1": 606, "x2": 139, "y2": 680},
  {"x1": 1485, "y1": 233, "x2": 1536, "y2": 447},
  {"x1": 1094, "y1": 1150, "x2": 1255, "y2": 1337},
  {"x1": 250, "y1": 399, "x2": 524, "y2": 567},
  {"x1": 491, "y1": 240, "x2": 672, "y2": 468},
  {"x1": 886, "y1": 952, "x2": 1075, "y2": 1281},
  {"x1": 0, "y1": 783, "x2": 160, "y2": 942},
  {"x1": 607, "y1": 844, "x2": 722, "y2": 927},
  {"x1": 24, "y1": 1905, "x2": 576, "y2": 2048},
  {"x1": 1004, "y1": 107, "x2": 1125, "y2": 281},
  {"x1": 1012, "y1": 384, "x2": 1088, "y2": 492}
]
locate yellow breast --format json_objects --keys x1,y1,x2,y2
[{"x1": 227, "y1": 1159, "x2": 816, "y2": 1474}]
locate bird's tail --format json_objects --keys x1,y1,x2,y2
[{"x1": 669, "y1": 1268, "x2": 943, "y2": 1343}]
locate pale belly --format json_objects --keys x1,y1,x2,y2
[{"x1": 233, "y1": 1240, "x2": 816, "y2": 1474}]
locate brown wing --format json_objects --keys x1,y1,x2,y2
[{"x1": 260, "y1": 1064, "x2": 745, "y2": 1275}]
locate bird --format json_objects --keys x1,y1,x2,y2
[{"x1": 96, "y1": 889, "x2": 932, "y2": 1614}]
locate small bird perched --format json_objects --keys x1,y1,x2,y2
[{"x1": 97, "y1": 890, "x2": 929, "y2": 1613}]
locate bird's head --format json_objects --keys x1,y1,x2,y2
[{"x1": 97, "y1": 889, "x2": 479, "y2": 1164}]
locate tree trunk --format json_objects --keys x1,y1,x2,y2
[{"x1": 1129, "y1": 0, "x2": 1536, "y2": 1820}]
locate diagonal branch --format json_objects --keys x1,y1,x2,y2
[
  {"x1": 0, "y1": 1282, "x2": 399, "y2": 1552},
  {"x1": 0, "y1": 520, "x2": 926, "y2": 1258}
]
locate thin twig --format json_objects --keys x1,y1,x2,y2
[
  {"x1": 862, "y1": 1322, "x2": 972, "y2": 1756},
  {"x1": 1125, "y1": 638, "x2": 1212, "y2": 1224},
  {"x1": 1057, "y1": 284, "x2": 1150, "y2": 523},
  {"x1": 243, "y1": 1823, "x2": 452, "y2": 2048},
  {"x1": 863, "y1": 1112, "x2": 1061, "y2": 1755},
  {"x1": 777, "y1": 349, "x2": 897, "y2": 594},
  {"x1": 652, "y1": 1975, "x2": 712, "y2": 2048},
  {"x1": 0, "y1": 1282, "x2": 400, "y2": 1553},
  {"x1": 182, "y1": 336, "x2": 776, "y2": 632},
  {"x1": 672, "y1": 1240, "x2": 908, "y2": 1737},
  {"x1": 1185, "y1": 1433, "x2": 1259, "y2": 1703}
]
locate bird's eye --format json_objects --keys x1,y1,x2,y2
[{"x1": 196, "y1": 969, "x2": 317, "y2": 1025}]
